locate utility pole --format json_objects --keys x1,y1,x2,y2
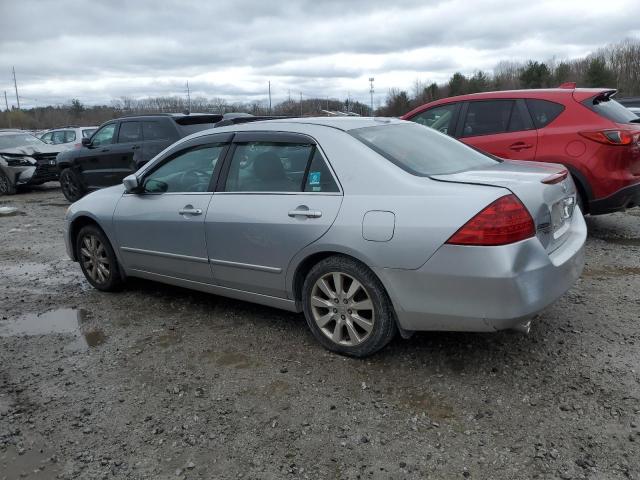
[
  {"x1": 4, "y1": 91, "x2": 9, "y2": 111},
  {"x1": 369, "y1": 77, "x2": 375, "y2": 115},
  {"x1": 12, "y1": 67, "x2": 20, "y2": 110},
  {"x1": 268, "y1": 81, "x2": 272, "y2": 114},
  {"x1": 299, "y1": 92, "x2": 303, "y2": 116},
  {"x1": 186, "y1": 81, "x2": 191, "y2": 112}
]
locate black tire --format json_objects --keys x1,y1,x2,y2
[
  {"x1": 575, "y1": 189, "x2": 586, "y2": 215},
  {"x1": 60, "y1": 168, "x2": 86, "y2": 202},
  {"x1": 0, "y1": 170, "x2": 16, "y2": 195},
  {"x1": 302, "y1": 255, "x2": 397, "y2": 357},
  {"x1": 76, "y1": 224, "x2": 123, "y2": 292}
]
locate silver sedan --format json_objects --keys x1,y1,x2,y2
[{"x1": 64, "y1": 117, "x2": 586, "y2": 356}]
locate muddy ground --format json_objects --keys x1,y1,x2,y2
[{"x1": 0, "y1": 184, "x2": 639, "y2": 480}]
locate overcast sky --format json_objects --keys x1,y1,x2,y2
[{"x1": 1, "y1": 0, "x2": 639, "y2": 108}]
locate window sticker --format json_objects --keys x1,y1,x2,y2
[{"x1": 309, "y1": 171, "x2": 321, "y2": 185}]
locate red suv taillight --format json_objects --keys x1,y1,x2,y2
[
  {"x1": 579, "y1": 129, "x2": 639, "y2": 146},
  {"x1": 446, "y1": 194, "x2": 535, "y2": 246}
]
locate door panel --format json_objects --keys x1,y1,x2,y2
[
  {"x1": 205, "y1": 193, "x2": 342, "y2": 297},
  {"x1": 114, "y1": 193, "x2": 213, "y2": 283},
  {"x1": 460, "y1": 100, "x2": 538, "y2": 160}
]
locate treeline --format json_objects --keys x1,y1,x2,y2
[
  {"x1": 0, "y1": 95, "x2": 372, "y2": 130},
  {"x1": 380, "y1": 38, "x2": 640, "y2": 116},
  {"x1": 1, "y1": 38, "x2": 639, "y2": 129}
]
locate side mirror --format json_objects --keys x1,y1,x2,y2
[
  {"x1": 123, "y1": 174, "x2": 140, "y2": 193},
  {"x1": 81, "y1": 137, "x2": 91, "y2": 147}
]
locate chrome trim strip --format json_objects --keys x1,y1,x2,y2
[
  {"x1": 120, "y1": 246, "x2": 209, "y2": 264},
  {"x1": 209, "y1": 258, "x2": 282, "y2": 273}
]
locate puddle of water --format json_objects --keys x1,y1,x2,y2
[
  {"x1": 0, "y1": 308, "x2": 105, "y2": 349},
  {"x1": 582, "y1": 265, "x2": 640, "y2": 278}
]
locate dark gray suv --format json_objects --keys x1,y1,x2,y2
[{"x1": 56, "y1": 113, "x2": 240, "y2": 201}]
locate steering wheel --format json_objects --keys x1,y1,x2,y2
[{"x1": 180, "y1": 169, "x2": 210, "y2": 192}]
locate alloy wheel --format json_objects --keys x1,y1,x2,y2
[
  {"x1": 310, "y1": 271, "x2": 375, "y2": 346},
  {"x1": 79, "y1": 234, "x2": 111, "y2": 284},
  {"x1": 61, "y1": 171, "x2": 79, "y2": 199}
]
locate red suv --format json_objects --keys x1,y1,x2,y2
[{"x1": 401, "y1": 85, "x2": 640, "y2": 214}]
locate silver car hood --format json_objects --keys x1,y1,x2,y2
[
  {"x1": 431, "y1": 160, "x2": 577, "y2": 253},
  {"x1": 0, "y1": 144, "x2": 61, "y2": 156}
]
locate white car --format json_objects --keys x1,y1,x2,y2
[
  {"x1": 627, "y1": 107, "x2": 640, "y2": 117},
  {"x1": 40, "y1": 126, "x2": 98, "y2": 151}
]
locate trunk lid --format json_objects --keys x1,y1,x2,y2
[{"x1": 431, "y1": 160, "x2": 577, "y2": 253}]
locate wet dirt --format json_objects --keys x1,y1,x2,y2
[{"x1": 1, "y1": 185, "x2": 639, "y2": 479}]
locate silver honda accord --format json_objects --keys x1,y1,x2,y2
[{"x1": 64, "y1": 117, "x2": 586, "y2": 356}]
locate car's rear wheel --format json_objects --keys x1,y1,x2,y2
[
  {"x1": 76, "y1": 225, "x2": 123, "y2": 292},
  {"x1": 0, "y1": 171, "x2": 16, "y2": 195},
  {"x1": 302, "y1": 255, "x2": 396, "y2": 357},
  {"x1": 60, "y1": 168, "x2": 85, "y2": 202}
]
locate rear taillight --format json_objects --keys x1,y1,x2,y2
[
  {"x1": 579, "y1": 129, "x2": 639, "y2": 146},
  {"x1": 446, "y1": 194, "x2": 535, "y2": 246}
]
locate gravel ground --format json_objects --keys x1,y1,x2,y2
[{"x1": 1, "y1": 185, "x2": 639, "y2": 480}]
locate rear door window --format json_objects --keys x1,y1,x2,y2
[
  {"x1": 142, "y1": 121, "x2": 171, "y2": 140},
  {"x1": 409, "y1": 104, "x2": 458, "y2": 136},
  {"x1": 64, "y1": 130, "x2": 76, "y2": 143},
  {"x1": 118, "y1": 122, "x2": 142, "y2": 143},
  {"x1": 51, "y1": 131, "x2": 68, "y2": 144},
  {"x1": 224, "y1": 142, "x2": 314, "y2": 193},
  {"x1": 462, "y1": 100, "x2": 515, "y2": 137},
  {"x1": 525, "y1": 99, "x2": 565, "y2": 128}
]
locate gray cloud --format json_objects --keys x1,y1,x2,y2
[{"x1": 0, "y1": 0, "x2": 639, "y2": 107}]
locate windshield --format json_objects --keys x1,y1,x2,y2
[
  {"x1": 583, "y1": 96, "x2": 639, "y2": 124},
  {"x1": 0, "y1": 133, "x2": 46, "y2": 150},
  {"x1": 350, "y1": 122, "x2": 499, "y2": 176}
]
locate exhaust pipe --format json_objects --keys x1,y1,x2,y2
[{"x1": 512, "y1": 320, "x2": 531, "y2": 334}]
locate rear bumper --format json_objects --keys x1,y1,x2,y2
[
  {"x1": 374, "y1": 211, "x2": 586, "y2": 332},
  {"x1": 589, "y1": 181, "x2": 640, "y2": 214}
]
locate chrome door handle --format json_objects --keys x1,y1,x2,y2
[
  {"x1": 288, "y1": 209, "x2": 322, "y2": 218},
  {"x1": 179, "y1": 208, "x2": 203, "y2": 215}
]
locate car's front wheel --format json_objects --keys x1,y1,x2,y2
[
  {"x1": 0, "y1": 171, "x2": 16, "y2": 195},
  {"x1": 76, "y1": 225, "x2": 123, "y2": 292},
  {"x1": 302, "y1": 255, "x2": 397, "y2": 357},
  {"x1": 60, "y1": 168, "x2": 85, "y2": 202}
]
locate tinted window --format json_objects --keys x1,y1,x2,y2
[
  {"x1": 142, "y1": 121, "x2": 171, "y2": 140},
  {"x1": 91, "y1": 124, "x2": 116, "y2": 146},
  {"x1": 462, "y1": 100, "x2": 514, "y2": 137},
  {"x1": 526, "y1": 99, "x2": 565, "y2": 128},
  {"x1": 143, "y1": 144, "x2": 224, "y2": 193},
  {"x1": 410, "y1": 104, "x2": 457, "y2": 136},
  {"x1": 508, "y1": 106, "x2": 526, "y2": 132},
  {"x1": 582, "y1": 96, "x2": 638, "y2": 124},
  {"x1": 118, "y1": 122, "x2": 142, "y2": 143},
  {"x1": 225, "y1": 142, "x2": 313, "y2": 192},
  {"x1": 82, "y1": 129, "x2": 96, "y2": 138},
  {"x1": 304, "y1": 149, "x2": 339, "y2": 193},
  {"x1": 350, "y1": 123, "x2": 498, "y2": 176}
]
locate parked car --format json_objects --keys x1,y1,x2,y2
[
  {"x1": 40, "y1": 126, "x2": 98, "y2": 151},
  {"x1": 64, "y1": 117, "x2": 586, "y2": 357},
  {"x1": 401, "y1": 84, "x2": 640, "y2": 214},
  {"x1": 55, "y1": 113, "x2": 236, "y2": 202},
  {"x1": 0, "y1": 130, "x2": 63, "y2": 195},
  {"x1": 627, "y1": 107, "x2": 640, "y2": 117}
]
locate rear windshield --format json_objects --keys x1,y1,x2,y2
[
  {"x1": 583, "y1": 96, "x2": 638, "y2": 124},
  {"x1": 350, "y1": 123, "x2": 499, "y2": 176}
]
